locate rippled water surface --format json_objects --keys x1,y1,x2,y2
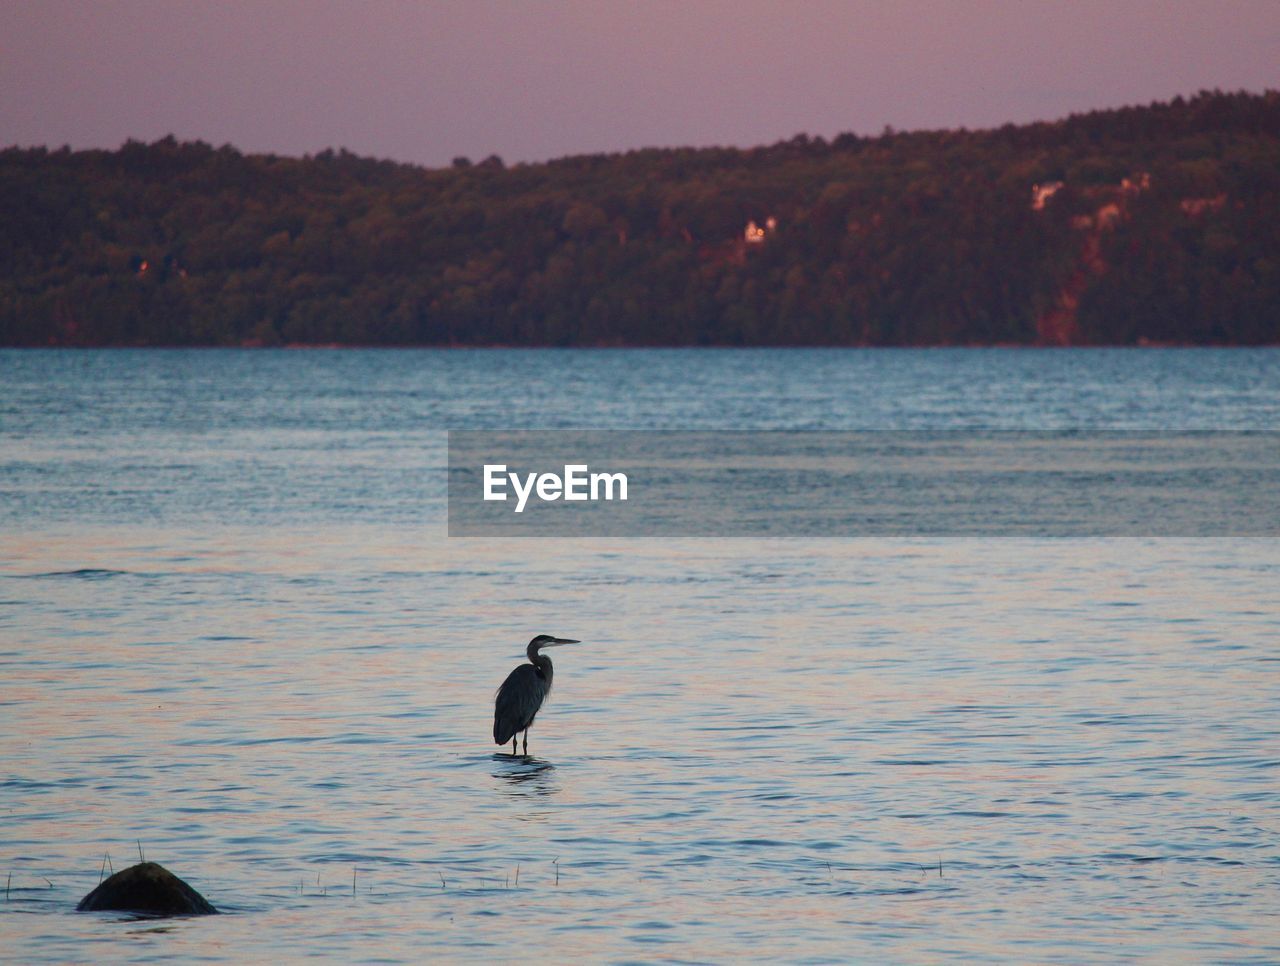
[{"x1": 2, "y1": 349, "x2": 1279, "y2": 962}]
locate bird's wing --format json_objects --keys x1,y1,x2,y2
[{"x1": 493, "y1": 664, "x2": 549, "y2": 744}]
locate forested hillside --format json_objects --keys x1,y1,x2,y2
[{"x1": 2, "y1": 90, "x2": 1277, "y2": 346}]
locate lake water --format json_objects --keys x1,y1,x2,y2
[{"x1": 2, "y1": 348, "x2": 1278, "y2": 962}]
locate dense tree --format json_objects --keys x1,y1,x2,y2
[{"x1": 1, "y1": 90, "x2": 1278, "y2": 346}]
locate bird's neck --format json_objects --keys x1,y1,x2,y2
[{"x1": 530, "y1": 651, "x2": 554, "y2": 682}]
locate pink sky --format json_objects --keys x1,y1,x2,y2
[{"x1": 2, "y1": 0, "x2": 1277, "y2": 168}]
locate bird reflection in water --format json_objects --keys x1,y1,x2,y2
[{"x1": 492, "y1": 755, "x2": 560, "y2": 798}]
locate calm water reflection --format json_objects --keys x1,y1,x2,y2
[
  {"x1": 2, "y1": 349, "x2": 1278, "y2": 962},
  {"x1": 493, "y1": 757, "x2": 560, "y2": 798},
  {"x1": 3, "y1": 530, "x2": 1277, "y2": 962}
]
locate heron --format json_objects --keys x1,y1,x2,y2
[{"x1": 493, "y1": 635, "x2": 579, "y2": 755}]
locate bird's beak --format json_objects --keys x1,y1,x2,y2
[{"x1": 542, "y1": 638, "x2": 580, "y2": 648}]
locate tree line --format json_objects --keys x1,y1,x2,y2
[{"x1": 2, "y1": 89, "x2": 1277, "y2": 346}]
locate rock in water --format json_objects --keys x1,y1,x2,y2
[{"x1": 76, "y1": 861, "x2": 218, "y2": 916}]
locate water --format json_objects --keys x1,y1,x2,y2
[{"x1": 2, "y1": 348, "x2": 1278, "y2": 962}]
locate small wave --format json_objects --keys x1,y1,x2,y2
[
  {"x1": 0, "y1": 777, "x2": 87, "y2": 790},
  {"x1": 835, "y1": 885, "x2": 945, "y2": 897},
  {"x1": 16, "y1": 568, "x2": 130, "y2": 580},
  {"x1": 874, "y1": 758, "x2": 947, "y2": 766}
]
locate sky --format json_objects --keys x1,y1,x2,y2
[{"x1": 2, "y1": 0, "x2": 1277, "y2": 169}]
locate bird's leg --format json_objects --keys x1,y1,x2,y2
[
  {"x1": 511, "y1": 736, "x2": 517, "y2": 755},
  {"x1": 522, "y1": 730, "x2": 528, "y2": 755}
]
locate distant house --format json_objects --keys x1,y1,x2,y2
[
  {"x1": 1031, "y1": 181, "x2": 1064, "y2": 210},
  {"x1": 1179, "y1": 194, "x2": 1227, "y2": 217},
  {"x1": 1120, "y1": 172, "x2": 1151, "y2": 194},
  {"x1": 744, "y1": 216, "x2": 777, "y2": 244},
  {"x1": 1096, "y1": 202, "x2": 1122, "y2": 228}
]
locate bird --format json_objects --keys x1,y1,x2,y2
[{"x1": 494, "y1": 635, "x2": 580, "y2": 756}]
